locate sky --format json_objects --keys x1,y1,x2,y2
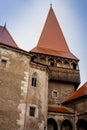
[{"x1": 0, "y1": 0, "x2": 87, "y2": 87}]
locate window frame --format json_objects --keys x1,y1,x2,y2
[{"x1": 28, "y1": 104, "x2": 38, "y2": 118}]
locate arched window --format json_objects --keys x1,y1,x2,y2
[
  {"x1": 72, "y1": 62, "x2": 77, "y2": 70},
  {"x1": 48, "y1": 57, "x2": 54, "y2": 66},
  {"x1": 31, "y1": 55, "x2": 37, "y2": 62},
  {"x1": 31, "y1": 72, "x2": 38, "y2": 87},
  {"x1": 63, "y1": 60, "x2": 69, "y2": 68},
  {"x1": 57, "y1": 59, "x2": 62, "y2": 67},
  {"x1": 40, "y1": 56, "x2": 46, "y2": 64}
]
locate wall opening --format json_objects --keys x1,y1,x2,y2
[
  {"x1": 77, "y1": 119, "x2": 87, "y2": 130},
  {"x1": 61, "y1": 119, "x2": 73, "y2": 130},
  {"x1": 47, "y1": 118, "x2": 58, "y2": 130}
]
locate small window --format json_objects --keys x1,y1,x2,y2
[
  {"x1": 1, "y1": 59, "x2": 7, "y2": 68},
  {"x1": 52, "y1": 90, "x2": 59, "y2": 98},
  {"x1": 50, "y1": 62, "x2": 54, "y2": 66},
  {"x1": 32, "y1": 77, "x2": 37, "y2": 87},
  {"x1": 29, "y1": 107, "x2": 35, "y2": 117},
  {"x1": 53, "y1": 91, "x2": 57, "y2": 97},
  {"x1": 72, "y1": 62, "x2": 77, "y2": 70}
]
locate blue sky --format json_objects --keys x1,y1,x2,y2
[{"x1": 0, "y1": 0, "x2": 87, "y2": 87}]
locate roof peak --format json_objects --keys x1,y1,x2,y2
[
  {"x1": 50, "y1": 3, "x2": 52, "y2": 8},
  {"x1": 31, "y1": 7, "x2": 78, "y2": 60},
  {"x1": 0, "y1": 25, "x2": 18, "y2": 48}
]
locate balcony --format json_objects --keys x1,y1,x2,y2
[{"x1": 49, "y1": 66, "x2": 80, "y2": 84}]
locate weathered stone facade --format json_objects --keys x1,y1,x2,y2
[
  {"x1": 0, "y1": 45, "x2": 30, "y2": 130},
  {"x1": 0, "y1": 44, "x2": 49, "y2": 130}
]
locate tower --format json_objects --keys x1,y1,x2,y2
[{"x1": 30, "y1": 6, "x2": 80, "y2": 105}]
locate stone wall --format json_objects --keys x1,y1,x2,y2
[
  {"x1": 0, "y1": 46, "x2": 30, "y2": 130},
  {"x1": 24, "y1": 62, "x2": 48, "y2": 130},
  {"x1": 48, "y1": 81, "x2": 75, "y2": 105}
]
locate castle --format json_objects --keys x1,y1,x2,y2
[{"x1": 0, "y1": 6, "x2": 87, "y2": 130}]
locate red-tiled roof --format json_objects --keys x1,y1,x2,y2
[
  {"x1": 48, "y1": 105, "x2": 73, "y2": 114},
  {"x1": 31, "y1": 47, "x2": 78, "y2": 60},
  {"x1": 63, "y1": 82, "x2": 87, "y2": 103},
  {"x1": 0, "y1": 26, "x2": 18, "y2": 48},
  {"x1": 30, "y1": 7, "x2": 78, "y2": 60}
]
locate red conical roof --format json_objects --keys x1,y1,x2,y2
[
  {"x1": 0, "y1": 26, "x2": 18, "y2": 48},
  {"x1": 31, "y1": 7, "x2": 78, "y2": 60}
]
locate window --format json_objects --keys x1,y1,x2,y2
[
  {"x1": 64, "y1": 61, "x2": 69, "y2": 68},
  {"x1": 53, "y1": 91, "x2": 57, "y2": 97},
  {"x1": 72, "y1": 62, "x2": 77, "y2": 70},
  {"x1": 32, "y1": 77, "x2": 37, "y2": 87},
  {"x1": 1, "y1": 59, "x2": 7, "y2": 68},
  {"x1": 52, "y1": 90, "x2": 59, "y2": 98},
  {"x1": 29, "y1": 107, "x2": 36, "y2": 117},
  {"x1": 50, "y1": 62, "x2": 54, "y2": 66},
  {"x1": 31, "y1": 72, "x2": 38, "y2": 87}
]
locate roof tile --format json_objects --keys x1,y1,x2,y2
[{"x1": 48, "y1": 105, "x2": 73, "y2": 114}]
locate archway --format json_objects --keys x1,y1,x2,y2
[
  {"x1": 47, "y1": 118, "x2": 58, "y2": 130},
  {"x1": 77, "y1": 119, "x2": 87, "y2": 130},
  {"x1": 61, "y1": 119, "x2": 73, "y2": 130}
]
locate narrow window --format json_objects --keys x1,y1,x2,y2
[
  {"x1": 32, "y1": 77, "x2": 34, "y2": 86},
  {"x1": 29, "y1": 107, "x2": 35, "y2": 117},
  {"x1": 32, "y1": 77, "x2": 37, "y2": 87},
  {"x1": 1, "y1": 59, "x2": 7, "y2": 68},
  {"x1": 34, "y1": 78, "x2": 36, "y2": 86}
]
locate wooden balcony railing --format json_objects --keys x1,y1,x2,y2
[{"x1": 49, "y1": 66, "x2": 80, "y2": 84}]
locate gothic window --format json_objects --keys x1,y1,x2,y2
[
  {"x1": 63, "y1": 60, "x2": 69, "y2": 68},
  {"x1": 31, "y1": 72, "x2": 38, "y2": 87},
  {"x1": 40, "y1": 56, "x2": 46, "y2": 64},
  {"x1": 48, "y1": 57, "x2": 54, "y2": 66},
  {"x1": 57, "y1": 59, "x2": 62, "y2": 67}
]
